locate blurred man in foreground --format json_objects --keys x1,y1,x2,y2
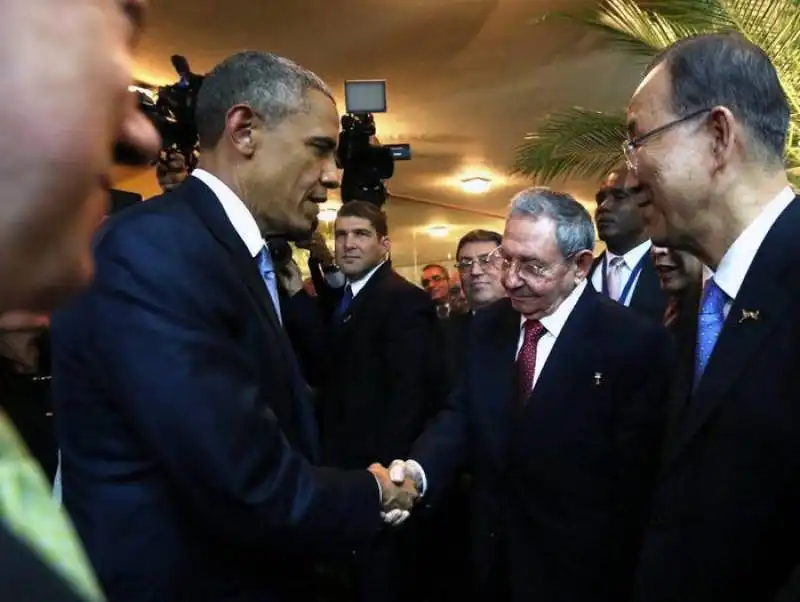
[
  {"x1": 51, "y1": 50, "x2": 416, "y2": 602},
  {"x1": 0, "y1": 1, "x2": 160, "y2": 601}
]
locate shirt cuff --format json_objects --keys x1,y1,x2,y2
[{"x1": 405, "y1": 459, "x2": 427, "y2": 497}]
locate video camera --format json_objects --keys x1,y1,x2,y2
[
  {"x1": 115, "y1": 55, "x2": 204, "y2": 167},
  {"x1": 336, "y1": 80, "x2": 410, "y2": 206}
]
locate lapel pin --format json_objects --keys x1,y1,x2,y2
[
  {"x1": 738, "y1": 309, "x2": 760, "y2": 324},
  {"x1": 594, "y1": 372, "x2": 603, "y2": 386}
]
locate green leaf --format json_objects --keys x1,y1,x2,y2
[
  {"x1": 512, "y1": 108, "x2": 627, "y2": 183},
  {"x1": 519, "y1": 0, "x2": 800, "y2": 181}
]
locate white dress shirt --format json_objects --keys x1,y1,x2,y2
[
  {"x1": 590, "y1": 239, "x2": 652, "y2": 306},
  {"x1": 705, "y1": 186, "x2": 795, "y2": 317},
  {"x1": 348, "y1": 260, "x2": 386, "y2": 298},
  {"x1": 516, "y1": 279, "x2": 587, "y2": 391},
  {"x1": 192, "y1": 169, "x2": 265, "y2": 257}
]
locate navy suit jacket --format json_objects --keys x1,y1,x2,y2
[
  {"x1": 590, "y1": 248, "x2": 668, "y2": 325},
  {"x1": 634, "y1": 197, "x2": 800, "y2": 602},
  {"x1": 50, "y1": 177, "x2": 382, "y2": 602},
  {"x1": 411, "y1": 288, "x2": 672, "y2": 601}
]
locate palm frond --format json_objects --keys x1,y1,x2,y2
[
  {"x1": 522, "y1": 0, "x2": 800, "y2": 182},
  {"x1": 512, "y1": 109, "x2": 627, "y2": 183}
]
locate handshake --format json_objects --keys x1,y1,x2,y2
[{"x1": 367, "y1": 459, "x2": 426, "y2": 527}]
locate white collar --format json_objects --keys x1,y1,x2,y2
[
  {"x1": 192, "y1": 168, "x2": 265, "y2": 258},
  {"x1": 606, "y1": 238, "x2": 652, "y2": 270},
  {"x1": 713, "y1": 186, "x2": 794, "y2": 300},
  {"x1": 348, "y1": 260, "x2": 386, "y2": 298},
  {"x1": 520, "y1": 279, "x2": 587, "y2": 337}
]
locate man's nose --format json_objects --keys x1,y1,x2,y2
[
  {"x1": 320, "y1": 159, "x2": 340, "y2": 189},
  {"x1": 469, "y1": 261, "x2": 485, "y2": 276}
]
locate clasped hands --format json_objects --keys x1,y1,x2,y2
[{"x1": 367, "y1": 460, "x2": 424, "y2": 527}]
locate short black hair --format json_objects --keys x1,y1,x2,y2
[
  {"x1": 456, "y1": 229, "x2": 502, "y2": 259},
  {"x1": 646, "y1": 33, "x2": 789, "y2": 165},
  {"x1": 336, "y1": 201, "x2": 388, "y2": 237}
]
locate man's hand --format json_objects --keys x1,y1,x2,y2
[
  {"x1": 276, "y1": 259, "x2": 304, "y2": 297},
  {"x1": 389, "y1": 459, "x2": 425, "y2": 494},
  {"x1": 297, "y1": 231, "x2": 335, "y2": 267},
  {"x1": 368, "y1": 463, "x2": 419, "y2": 526}
]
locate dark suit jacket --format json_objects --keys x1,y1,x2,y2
[
  {"x1": 50, "y1": 177, "x2": 382, "y2": 602},
  {"x1": 440, "y1": 310, "x2": 473, "y2": 387},
  {"x1": 0, "y1": 525, "x2": 86, "y2": 602},
  {"x1": 411, "y1": 288, "x2": 672, "y2": 602},
  {"x1": 590, "y1": 248, "x2": 667, "y2": 324},
  {"x1": 633, "y1": 197, "x2": 800, "y2": 602},
  {"x1": 316, "y1": 262, "x2": 443, "y2": 470}
]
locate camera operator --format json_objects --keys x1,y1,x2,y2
[{"x1": 156, "y1": 150, "x2": 190, "y2": 192}]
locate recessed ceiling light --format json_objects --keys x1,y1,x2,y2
[
  {"x1": 318, "y1": 208, "x2": 338, "y2": 223},
  {"x1": 426, "y1": 225, "x2": 449, "y2": 238},
  {"x1": 460, "y1": 176, "x2": 491, "y2": 194}
]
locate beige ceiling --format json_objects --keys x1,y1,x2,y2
[{"x1": 115, "y1": 0, "x2": 644, "y2": 269}]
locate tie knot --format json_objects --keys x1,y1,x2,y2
[
  {"x1": 609, "y1": 256, "x2": 626, "y2": 269},
  {"x1": 523, "y1": 319, "x2": 546, "y2": 342},
  {"x1": 701, "y1": 279, "x2": 727, "y2": 315}
]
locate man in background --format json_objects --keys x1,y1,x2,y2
[
  {"x1": 0, "y1": 1, "x2": 160, "y2": 601},
  {"x1": 316, "y1": 200, "x2": 440, "y2": 602},
  {"x1": 589, "y1": 169, "x2": 667, "y2": 324},
  {"x1": 51, "y1": 51, "x2": 415, "y2": 602}
]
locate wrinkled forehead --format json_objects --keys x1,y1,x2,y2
[{"x1": 627, "y1": 62, "x2": 673, "y2": 134}]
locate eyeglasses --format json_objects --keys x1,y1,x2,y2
[
  {"x1": 487, "y1": 247, "x2": 566, "y2": 280},
  {"x1": 455, "y1": 253, "x2": 495, "y2": 271},
  {"x1": 622, "y1": 108, "x2": 711, "y2": 172},
  {"x1": 421, "y1": 274, "x2": 447, "y2": 288}
]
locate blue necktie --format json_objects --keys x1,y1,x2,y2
[
  {"x1": 256, "y1": 246, "x2": 282, "y2": 325},
  {"x1": 335, "y1": 284, "x2": 353, "y2": 321},
  {"x1": 694, "y1": 278, "x2": 728, "y2": 384}
]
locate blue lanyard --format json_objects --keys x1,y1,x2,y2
[{"x1": 601, "y1": 252, "x2": 648, "y2": 305}]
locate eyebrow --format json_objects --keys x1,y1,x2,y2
[{"x1": 308, "y1": 136, "x2": 337, "y2": 151}]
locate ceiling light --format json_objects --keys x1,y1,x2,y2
[
  {"x1": 426, "y1": 225, "x2": 449, "y2": 238},
  {"x1": 460, "y1": 176, "x2": 491, "y2": 194},
  {"x1": 318, "y1": 209, "x2": 338, "y2": 223}
]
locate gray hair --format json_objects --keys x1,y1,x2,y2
[
  {"x1": 508, "y1": 187, "x2": 595, "y2": 258},
  {"x1": 195, "y1": 50, "x2": 334, "y2": 149}
]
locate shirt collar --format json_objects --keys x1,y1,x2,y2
[
  {"x1": 713, "y1": 186, "x2": 794, "y2": 300},
  {"x1": 519, "y1": 279, "x2": 587, "y2": 338},
  {"x1": 192, "y1": 168, "x2": 265, "y2": 258},
  {"x1": 606, "y1": 238, "x2": 652, "y2": 270},
  {"x1": 348, "y1": 260, "x2": 386, "y2": 298}
]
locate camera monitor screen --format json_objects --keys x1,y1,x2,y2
[{"x1": 344, "y1": 80, "x2": 387, "y2": 114}]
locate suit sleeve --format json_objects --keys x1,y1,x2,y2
[
  {"x1": 378, "y1": 289, "x2": 441, "y2": 463},
  {"x1": 88, "y1": 222, "x2": 381, "y2": 554},
  {"x1": 408, "y1": 380, "x2": 471, "y2": 505},
  {"x1": 609, "y1": 325, "x2": 674, "y2": 596}
]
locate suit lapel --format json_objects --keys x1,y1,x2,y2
[
  {"x1": 474, "y1": 301, "x2": 520, "y2": 463},
  {"x1": 336, "y1": 262, "x2": 391, "y2": 330},
  {"x1": 525, "y1": 286, "x2": 598, "y2": 407},
  {"x1": 182, "y1": 178, "x2": 283, "y2": 334},
  {"x1": 664, "y1": 198, "x2": 800, "y2": 469},
  {"x1": 181, "y1": 177, "x2": 319, "y2": 460},
  {"x1": 629, "y1": 254, "x2": 662, "y2": 310}
]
